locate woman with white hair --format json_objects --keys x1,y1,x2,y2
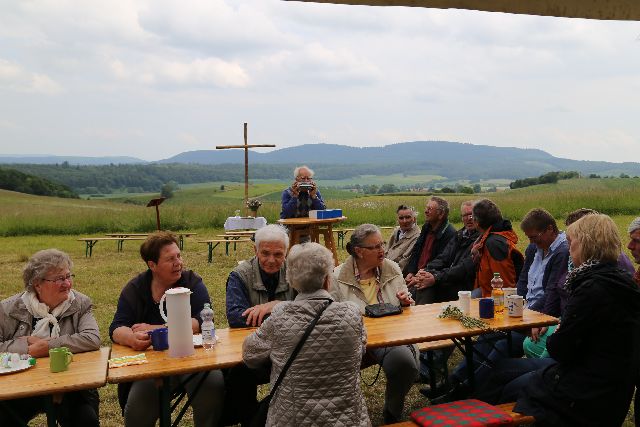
[
  {"x1": 332, "y1": 224, "x2": 417, "y2": 424},
  {"x1": 0, "y1": 249, "x2": 100, "y2": 426},
  {"x1": 243, "y1": 243, "x2": 370, "y2": 427}
]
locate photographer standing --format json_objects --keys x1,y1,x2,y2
[{"x1": 280, "y1": 165, "x2": 326, "y2": 219}]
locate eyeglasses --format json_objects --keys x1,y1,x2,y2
[
  {"x1": 296, "y1": 176, "x2": 312, "y2": 181},
  {"x1": 462, "y1": 213, "x2": 473, "y2": 219},
  {"x1": 525, "y1": 230, "x2": 545, "y2": 241},
  {"x1": 425, "y1": 207, "x2": 440, "y2": 213},
  {"x1": 42, "y1": 274, "x2": 75, "y2": 285},
  {"x1": 359, "y1": 243, "x2": 386, "y2": 251}
]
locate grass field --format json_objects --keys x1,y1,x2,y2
[{"x1": 0, "y1": 178, "x2": 639, "y2": 425}]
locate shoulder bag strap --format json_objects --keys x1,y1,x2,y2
[{"x1": 267, "y1": 298, "x2": 332, "y2": 399}]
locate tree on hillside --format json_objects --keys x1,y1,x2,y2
[
  {"x1": 160, "y1": 181, "x2": 178, "y2": 198},
  {"x1": 378, "y1": 184, "x2": 398, "y2": 194}
]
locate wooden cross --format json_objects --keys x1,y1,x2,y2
[{"x1": 216, "y1": 123, "x2": 276, "y2": 216}]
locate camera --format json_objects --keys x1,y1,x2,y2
[{"x1": 298, "y1": 182, "x2": 314, "y2": 191}]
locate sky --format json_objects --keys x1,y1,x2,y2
[{"x1": 0, "y1": 0, "x2": 639, "y2": 162}]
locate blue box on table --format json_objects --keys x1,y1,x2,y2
[{"x1": 309, "y1": 209, "x2": 343, "y2": 219}]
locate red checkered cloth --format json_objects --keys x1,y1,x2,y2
[{"x1": 410, "y1": 399, "x2": 513, "y2": 427}]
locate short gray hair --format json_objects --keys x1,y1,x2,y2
[
  {"x1": 461, "y1": 200, "x2": 474, "y2": 210},
  {"x1": 397, "y1": 204, "x2": 418, "y2": 218},
  {"x1": 430, "y1": 196, "x2": 450, "y2": 219},
  {"x1": 254, "y1": 224, "x2": 289, "y2": 251},
  {"x1": 23, "y1": 249, "x2": 73, "y2": 292},
  {"x1": 346, "y1": 224, "x2": 381, "y2": 257},
  {"x1": 628, "y1": 217, "x2": 640, "y2": 234},
  {"x1": 286, "y1": 243, "x2": 333, "y2": 293},
  {"x1": 293, "y1": 165, "x2": 314, "y2": 179}
]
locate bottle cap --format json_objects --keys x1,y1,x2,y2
[{"x1": 493, "y1": 272, "x2": 500, "y2": 278}]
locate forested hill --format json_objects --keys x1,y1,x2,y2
[
  {"x1": 3, "y1": 141, "x2": 640, "y2": 194},
  {"x1": 0, "y1": 167, "x2": 78, "y2": 198}
]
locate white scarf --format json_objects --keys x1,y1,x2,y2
[{"x1": 21, "y1": 290, "x2": 75, "y2": 339}]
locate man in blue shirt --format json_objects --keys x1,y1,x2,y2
[{"x1": 280, "y1": 165, "x2": 326, "y2": 219}]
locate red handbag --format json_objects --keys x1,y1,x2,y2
[{"x1": 410, "y1": 399, "x2": 513, "y2": 427}]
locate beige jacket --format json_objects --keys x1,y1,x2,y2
[
  {"x1": 243, "y1": 289, "x2": 371, "y2": 427},
  {"x1": 0, "y1": 291, "x2": 101, "y2": 354},
  {"x1": 385, "y1": 225, "x2": 420, "y2": 271},
  {"x1": 332, "y1": 256, "x2": 410, "y2": 313}
]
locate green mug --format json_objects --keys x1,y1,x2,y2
[{"x1": 49, "y1": 347, "x2": 73, "y2": 373}]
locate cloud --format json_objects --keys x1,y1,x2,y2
[
  {"x1": 107, "y1": 56, "x2": 250, "y2": 88},
  {"x1": 0, "y1": 59, "x2": 63, "y2": 94}
]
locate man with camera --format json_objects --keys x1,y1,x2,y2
[{"x1": 280, "y1": 165, "x2": 326, "y2": 219}]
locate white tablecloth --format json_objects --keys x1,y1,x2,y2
[{"x1": 224, "y1": 216, "x2": 267, "y2": 231}]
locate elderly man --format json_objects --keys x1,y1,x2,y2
[
  {"x1": 415, "y1": 201, "x2": 479, "y2": 396},
  {"x1": 226, "y1": 224, "x2": 295, "y2": 328},
  {"x1": 280, "y1": 165, "x2": 326, "y2": 219},
  {"x1": 385, "y1": 204, "x2": 420, "y2": 270},
  {"x1": 224, "y1": 224, "x2": 296, "y2": 426},
  {"x1": 404, "y1": 196, "x2": 456, "y2": 305}
]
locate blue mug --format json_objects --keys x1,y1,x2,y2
[
  {"x1": 479, "y1": 298, "x2": 495, "y2": 319},
  {"x1": 148, "y1": 327, "x2": 169, "y2": 351}
]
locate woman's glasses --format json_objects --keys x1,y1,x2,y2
[
  {"x1": 359, "y1": 243, "x2": 386, "y2": 251},
  {"x1": 42, "y1": 274, "x2": 75, "y2": 285}
]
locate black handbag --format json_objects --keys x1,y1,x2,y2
[
  {"x1": 364, "y1": 302, "x2": 402, "y2": 318},
  {"x1": 250, "y1": 299, "x2": 332, "y2": 427}
]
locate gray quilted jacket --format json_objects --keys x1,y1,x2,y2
[{"x1": 242, "y1": 289, "x2": 371, "y2": 427}]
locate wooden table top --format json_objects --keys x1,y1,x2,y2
[
  {"x1": 108, "y1": 328, "x2": 255, "y2": 383},
  {"x1": 0, "y1": 347, "x2": 111, "y2": 401},
  {"x1": 108, "y1": 301, "x2": 557, "y2": 383},
  {"x1": 364, "y1": 301, "x2": 558, "y2": 348},
  {"x1": 277, "y1": 216, "x2": 347, "y2": 226},
  {"x1": 78, "y1": 237, "x2": 147, "y2": 241}
]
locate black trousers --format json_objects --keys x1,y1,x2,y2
[
  {"x1": 0, "y1": 389, "x2": 99, "y2": 427},
  {"x1": 220, "y1": 363, "x2": 270, "y2": 427}
]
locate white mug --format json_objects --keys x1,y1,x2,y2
[
  {"x1": 502, "y1": 288, "x2": 517, "y2": 299},
  {"x1": 458, "y1": 291, "x2": 471, "y2": 315},
  {"x1": 507, "y1": 294, "x2": 524, "y2": 317}
]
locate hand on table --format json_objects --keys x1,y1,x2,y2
[
  {"x1": 128, "y1": 330, "x2": 152, "y2": 351},
  {"x1": 396, "y1": 290, "x2": 414, "y2": 306},
  {"x1": 131, "y1": 323, "x2": 164, "y2": 333},
  {"x1": 242, "y1": 301, "x2": 279, "y2": 327},
  {"x1": 27, "y1": 336, "x2": 50, "y2": 358}
]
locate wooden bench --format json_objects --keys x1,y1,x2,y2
[
  {"x1": 104, "y1": 232, "x2": 198, "y2": 250},
  {"x1": 78, "y1": 237, "x2": 147, "y2": 257},
  {"x1": 332, "y1": 228, "x2": 355, "y2": 248},
  {"x1": 416, "y1": 340, "x2": 456, "y2": 394},
  {"x1": 198, "y1": 239, "x2": 253, "y2": 263},
  {"x1": 385, "y1": 402, "x2": 535, "y2": 426}
]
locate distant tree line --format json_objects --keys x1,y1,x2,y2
[
  {"x1": 509, "y1": 171, "x2": 580, "y2": 189},
  {"x1": 0, "y1": 167, "x2": 78, "y2": 198}
]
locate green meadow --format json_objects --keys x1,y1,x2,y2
[{"x1": 0, "y1": 177, "x2": 638, "y2": 425}]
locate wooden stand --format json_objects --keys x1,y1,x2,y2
[{"x1": 277, "y1": 216, "x2": 346, "y2": 265}]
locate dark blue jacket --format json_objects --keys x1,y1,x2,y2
[
  {"x1": 280, "y1": 188, "x2": 326, "y2": 219},
  {"x1": 109, "y1": 269, "x2": 211, "y2": 340}
]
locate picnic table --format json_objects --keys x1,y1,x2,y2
[
  {"x1": 277, "y1": 216, "x2": 346, "y2": 265},
  {"x1": 108, "y1": 300, "x2": 556, "y2": 427},
  {"x1": 198, "y1": 238, "x2": 254, "y2": 262},
  {"x1": 0, "y1": 347, "x2": 110, "y2": 427},
  {"x1": 78, "y1": 237, "x2": 147, "y2": 257}
]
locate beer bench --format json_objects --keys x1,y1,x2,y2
[
  {"x1": 198, "y1": 239, "x2": 253, "y2": 263},
  {"x1": 77, "y1": 237, "x2": 147, "y2": 257},
  {"x1": 384, "y1": 402, "x2": 535, "y2": 426},
  {"x1": 332, "y1": 228, "x2": 355, "y2": 249},
  {"x1": 104, "y1": 232, "x2": 197, "y2": 250}
]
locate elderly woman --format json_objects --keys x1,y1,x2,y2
[
  {"x1": 109, "y1": 231, "x2": 224, "y2": 427},
  {"x1": 0, "y1": 249, "x2": 101, "y2": 426},
  {"x1": 332, "y1": 224, "x2": 417, "y2": 424},
  {"x1": 243, "y1": 242, "x2": 370, "y2": 426}
]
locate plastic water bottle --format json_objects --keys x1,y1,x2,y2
[
  {"x1": 200, "y1": 303, "x2": 216, "y2": 351},
  {"x1": 491, "y1": 273, "x2": 505, "y2": 314}
]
